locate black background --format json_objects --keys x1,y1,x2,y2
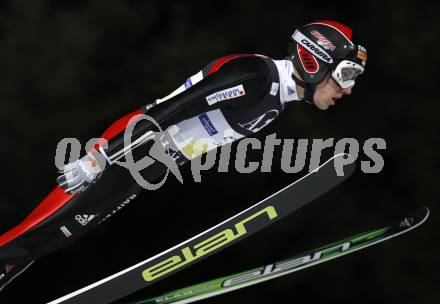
[{"x1": 0, "y1": 1, "x2": 438, "y2": 303}]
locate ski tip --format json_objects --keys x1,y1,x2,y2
[
  {"x1": 399, "y1": 207, "x2": 430, "y2": 232},
  {"x1": 414, "y1": 206, "x2": 430, "y2": 222},
  {"x1": 419, "y1": 206, "x2": 430, "y2": 222}
]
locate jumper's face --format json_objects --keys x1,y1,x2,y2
[{"x1": 313, "y1": 74, "x2": 353, "y2": 110}]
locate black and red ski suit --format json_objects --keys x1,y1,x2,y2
[{"x1": 0, "y1": 54, "x2": 299, "y2": 290}]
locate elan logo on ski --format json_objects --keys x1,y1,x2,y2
[
  {"x1": 139, "y1": 208, "x2": 429, "y2": 304},
  {"x1": 142, "y1": 206, "x2": 278, "y2": 282}
]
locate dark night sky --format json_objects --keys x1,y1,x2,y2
[{"x1": 0, "y1": 1, "x2": 438, "y2": 303}]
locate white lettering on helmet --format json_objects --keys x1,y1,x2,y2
[{"x1": 292, "y1": 30, "x2": 334, "y2": 64}]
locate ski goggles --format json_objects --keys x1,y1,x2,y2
[{"x1": 331, "y1": 60, "x2": 364, "y2": 89}]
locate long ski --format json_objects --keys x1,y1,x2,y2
[
  {"x1": 135, "y1": 207, "x2": 429, "y2": 304},
  {"x1": 48, "y1": 153, "x2": 355, "y2": 304}
]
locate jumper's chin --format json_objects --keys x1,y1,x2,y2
[{"x1": 313, "y1": 99, "x2": 332, "y2": 110}]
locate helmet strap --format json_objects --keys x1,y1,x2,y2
[{"x1": 291, "y1": 72, "x2": 315, "y2": 104}]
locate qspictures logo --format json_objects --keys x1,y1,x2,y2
[{"x1": 54, "y1": 114, "x2": 386, "y2": 191}]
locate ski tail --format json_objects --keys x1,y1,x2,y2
[{"x1": 135, "y1": 207, "x2": 429, "y2": 304}]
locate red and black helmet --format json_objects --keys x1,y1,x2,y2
[{"x1": 288, "y1": 20, "x2": 367, "y2": 89}]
